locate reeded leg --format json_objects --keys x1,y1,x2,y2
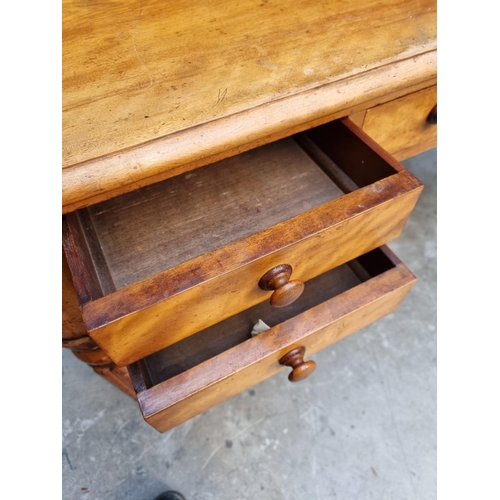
[{"x1": 63, "y1": 252, "x2": 135, "y2": 399}]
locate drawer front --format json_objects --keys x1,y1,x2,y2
[
  {"x1": 63, "y1": 119, "x2": 423, "y2": 366},
  {"x1": 129, "y1": 246, "x2": 416, "y2": 432},
  {"x1": 351, "y1": 86, "x2": 437, "y2": 161}
]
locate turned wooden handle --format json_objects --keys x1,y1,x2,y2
[
  {"x1": 279, "y1": 346, "x2": 316, "y2": 382},
  {"x1": 427, "y1": 104, "x2": 437, "y2": 124},
  {"x1": 258, "y1": 264, "x2": 305, "y2": 307}
]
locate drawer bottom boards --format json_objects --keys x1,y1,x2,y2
[{"x1": 128, "y1": 246, "x2": 416, "y2": 432}]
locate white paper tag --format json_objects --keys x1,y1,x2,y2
[{"x1": 251, "y1": 319, "x2": 271, "y2": 336}]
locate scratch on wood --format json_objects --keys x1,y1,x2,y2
[{"x1": 217, "y1": 88, "x2": 228, "y2": 103}]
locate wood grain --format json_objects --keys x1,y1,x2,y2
[
  {"x1": 84, "y1": 179, "x2": 420, "y2": 367},
  {"x1": 279, "y1": 346, "x2": 317, "y2": 383},
  {"x1": 348, "y1": 110, "x2": 366, "y2": 129},
  {"x1": 64, "y1": 120, "x2": 423, "y2": 366},
  {"x1": 140, "y1": 262, "x2": 363, "y2": 384},
  {"x1": 358, "y1": 86, "x2": 437, "y2": 160},
  {"x1": 62, "y1": 250, "x2": 88, "y2": 340},
  {"x1": 131, "y1": 247, "x2": 416, "y2": 432},
  {"x1": 63, "y1": 251, "x2": 135, "y2": 398},
  {"x1": 62, "y1": 0, "x2": 436, "y2": 212},
  {"x1": 84, "y1": 138, "x2": 343, "y2": 289},
  {"x1": 258, "y1": 264, "x2": 305, "y2": 308}
]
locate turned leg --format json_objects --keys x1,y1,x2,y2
[{"x1": 62, "y1": 252, "x2": 136, "y2": 399}]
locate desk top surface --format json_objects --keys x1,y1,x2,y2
[{"x1": 62, "y1": 0, "x2": 436, "y2": 212}]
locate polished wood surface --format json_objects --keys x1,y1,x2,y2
[
  {"x1": 355, "y1": 86, "x2": 437, "y2": 161},
  {"x1": 62, "y1": 0, "x2": 436, "y2": 212},
  {"x1": 279, "y1": 346, "x2": 317, "y2": 382},
  {"x1": 139, "y1": 262, "x2": 362, "y2": 385},
  {"x1": 63, "y1": 120, "x2": 423, "y2": 366},
  {"x1": 258, "y1": 264, "x2": 305, "y2": 308},
  {"x1": 130, "y1": 247, "x2": 416, "y2": 432}
]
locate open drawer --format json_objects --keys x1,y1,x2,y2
[
  {"x1": 128, "y1": 246, "x2": 415, "y2": 432},
  {"x1": 62, "y1": 118, "x2": 423, "y2": 366}
]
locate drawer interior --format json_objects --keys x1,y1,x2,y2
[
  {"x1": 64, "y1": 120, "x2": 400, "y2": 299},
  {"x1": 133, "y1": 247, "x2": 396, "y2": 389}
]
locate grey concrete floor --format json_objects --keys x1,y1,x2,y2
[{"x1": 62, "y1": 149, "x2": 436, "y2": 500}]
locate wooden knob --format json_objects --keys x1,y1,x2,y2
[
  {"x1": 427, "y1": 104, "x2": 437, "y2": 124},
  {"x1": 258, "y1": 264, "x2": 304, "y2": 307},
  {"x1": 279, "y1": 346, "x2": 316, "y2": 382}
]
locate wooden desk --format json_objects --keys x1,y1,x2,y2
[{"x1": 62, "y1": 0, "x2": 436, "y2": 430}]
